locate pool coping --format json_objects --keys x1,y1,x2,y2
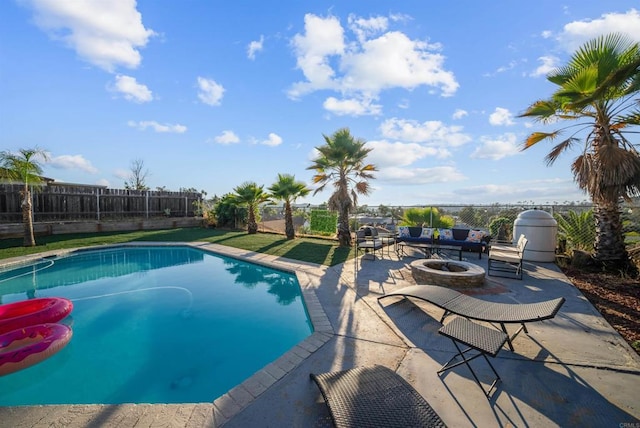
[{"x1": 0, "y1": 241, "x2": 335, "y2": 427}]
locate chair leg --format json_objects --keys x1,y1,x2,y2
[{"x1": 437, "y1": 340, "x2": 501, "y2": 399}]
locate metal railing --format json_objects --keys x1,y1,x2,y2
[{"x1": 254, "y1": 203, "x2": 640, "y2": 255}]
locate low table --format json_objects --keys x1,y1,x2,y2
[{"x1": 396, "y1": 241, "x2": 463, "y2": 260}]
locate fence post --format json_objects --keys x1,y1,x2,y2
[
  {"x1": 185, "y1": 196, "x2": 188, "y2": 217},
  {"x1": 146, "y1": 191, "x2": 149, "y2": 219},
  {"x1": 96, "y1": 189, "x2": 100, "y2": 221}
]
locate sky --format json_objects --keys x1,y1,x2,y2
[{"x1": 1, "y1": 1, "x2": 640, "y2": 207}]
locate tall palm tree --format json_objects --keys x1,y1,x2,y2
[
  {"x1": 307, "y1": 128, "x2": 377, "y2": 247},
  {"x1": 0, "y1": 148, "x2": 50, "y2": 246},
  {"x1": 268, "y1": 174, "x2": 310, "y2": 239},
  {"x1": 232, "y1": 181, "x2": 271, "y2": 234},
  {"x1": 519, "y1": 33, "x2": 640, "y2": 270}
]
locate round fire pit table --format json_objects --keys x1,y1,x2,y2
[{"x1": 411, "y1": 259, "x2": 485, "y2": 288}]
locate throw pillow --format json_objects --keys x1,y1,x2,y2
[
  {"x1": 466, "y1": 230, "x2": 484, "y2": 242},
  {"x1": 438, "y1": 228, "x2": 453, "y2": 240},
  {"x1": 398, "y1": 226, "x2": 410, "y2": 238},
  {"x1": 421, "y1": 228, "x2": 434, "y2": 239}
]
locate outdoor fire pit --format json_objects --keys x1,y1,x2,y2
[{"x1": 410, "y1": 259, "x2": 485, "y2": 288}]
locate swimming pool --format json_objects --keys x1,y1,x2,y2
[{"x1": 0, "y1": 245, "x2": 312, "y2": 405}]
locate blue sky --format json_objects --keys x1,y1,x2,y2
[{"x1": 1, "y1": 1, "x2": 639, "y2": 206}]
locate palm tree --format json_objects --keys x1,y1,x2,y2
[
  {"x1": 307, "y1": 128, "x2": 377, "y2": 246},
  {"x1": 268, "y1": 174, "x2": 310, "y2": 239},
  {"x1": 519, "y1": 33, "x2": 640, "y2": 270},
  {"x1": 232, "y1": 181, "x2": 271, "y2": 234},
  {"x1": 0, "y1": 148, "x2": 50, "y2": 246}
]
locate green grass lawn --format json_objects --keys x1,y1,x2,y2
[{"x1": 0, "y1": 228, "x2": 355, "y2": 266}]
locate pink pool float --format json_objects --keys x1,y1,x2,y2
[
  {"x1": 0, "y1": 323, "x2": 73, "y2": 376},
  {"x1": 0, "y1": 297, "x2": 73, "y2": 334}
]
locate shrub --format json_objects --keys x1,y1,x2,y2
[
  {"x1": 555, "y1": 210, "x2": 595, "y2": 253},
  {"x1": 214, "y1": 193, "x2": 247, "y2": 228},
  {"x1": 310, "y1": 210, "x2": 337, "y2": 234},
  {"x1": 489, "y1": 217, "x2": 512, "y2": 241},
  {"x1": 400, "y1": 207, "x2": 454, "y2": 228}
]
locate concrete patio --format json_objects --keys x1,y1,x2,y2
[{"x1": 1, "y1": 242, "x2": 639, "y2": 427}]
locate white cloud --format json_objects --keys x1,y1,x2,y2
[
  {"x1": 128, "y1": 120, "x2": 187, "y2": 133},
  {"x1": 197, "y1": 77, "x2": 225, "y2": 106},
  {"x1": 261, "y1": 133, "x2": 283, "y2": 147},
  {"x1": 347, "y1": 14, "x2": 388, "y2": 43},
  {"x1": 489, "y1": 107, "x2": 515, "y2": 126},
  {"x1": 96, "y1": 178, "x2": 110, "y2": 187},
  {"x1": 341, "y1": 31, "x2": 457, "y2": 95},
  {"x1": 496, "y1": 60, "x2": 518, "y2": 74},
  {"x1": 288, "y1": 13, "x2": 458, "y2": 115},
  {"x1": 214, "y1": 130, "x2": 240, "y2": 144},
  {"x1": 529, "y1": 55, "x2": 560, "y2": 77},
  {"x1": 48, "y1": 154, "x2": 98, "y2": 173},
  {"x1": 113, "y1": 168, "x2": 129, "y2": 180},
  {"x1": 323, "y1": 96, "x2": 382, "y2": 116},
  {"x1": 379, "y1": 118, "x2": 472, "y2": 147},
  {"x1": 111, "y1": 75, "x2": 153, "y2": 103},
  {"x1": 452, "y1": 109, "x2": 468, "y2": 120},
  {"x1": 289, "y1": 14, "x2": 345, "y2": 97},
  {"x1": 470, "y1": 133, "x2": 521, "y2": 160},
  {"x1": 556, "y1": 9, "x2": 640, "y2": 52},
  {"x1": 23, "y1": 0, "x2": 156, "y2": 72},
  {"x1": 366, "y1": 140, "x2": 446, "y2": 168},
  {"x1": 378, "y1": 165, "x2": 466, "y2": 185},
  {"x1": 454, "y1": 178, "x2": 586, "y2": 204},
  {"x1": 247, "y1": 35, "x2": 264, "y2": 60}
]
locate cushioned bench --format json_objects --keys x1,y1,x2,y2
[
  {"x1": 395, "y1": 227, "x2": 490, "y2": 259},
  {"x1": 378, "y1": 284, "x2": 565, "y2": 351},
  {"x1": 310, "y1": 365, "x2": 446, "y2": 428}
]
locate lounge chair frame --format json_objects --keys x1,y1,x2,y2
[
  {"x1": 378, "y1": 284, "x2": 565, "y2": 351},
  {"x1": 310, "y1": 365, "x2": 446, "y2": 428},
  {"x1": 438, "y1": 317, "x2": 507, "y2": 398}
]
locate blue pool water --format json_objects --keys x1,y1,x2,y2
[{"x1": 0, "y1": 246, "x2": 312, "y2": 405}]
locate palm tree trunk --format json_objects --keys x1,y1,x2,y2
[
  {"x1": 247, "y1": 205, "x2": 258, "y2": 234},
  {"x1": 284, "y1": 202, "x2": 295, "y2": 240},
  {"x1": 21, "y1": 187, "x2": 36, "y2": 247},
  {"x1": 593, "y1": 202, "x2": 628, "y2": 268},
  {"x1": 337, "y1": 209, "x2": 351, "y2": 247}
]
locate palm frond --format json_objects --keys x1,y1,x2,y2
[
  {"x1": 521, "y1": 132, "x2": 557, "y2": 149},
  {"x1": 544, "y1": 138, "x2": 578, "y2": 165}
]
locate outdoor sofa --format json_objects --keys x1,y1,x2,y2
[{"x1": 396, "y1": 226, "x2": 491, "y2": 258}]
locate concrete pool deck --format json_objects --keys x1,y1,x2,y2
[{"x1": 1, "y1": 242, "x2": 639, "y2": 427}]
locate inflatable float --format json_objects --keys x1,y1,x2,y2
[
  {"x1": 0, "y1": 323, "x2": 73, "y2": 376},
  {"x1": 0, "y1": 297, "x2": 73, "y2": 334}
]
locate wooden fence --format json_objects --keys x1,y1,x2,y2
[{"x1": 0, "y1": 183, "x2": 202, "y2": 222}]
